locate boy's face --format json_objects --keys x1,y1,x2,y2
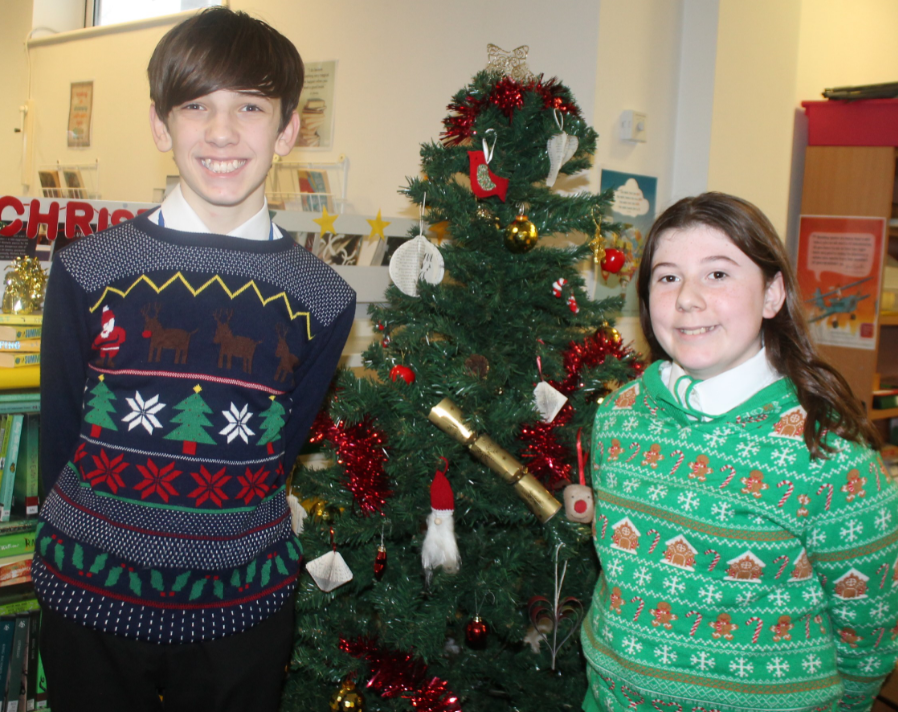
[{"x1": 150, "y1": 90, "x2": 299, "y2": 233}]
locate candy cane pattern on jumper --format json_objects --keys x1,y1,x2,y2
[
  {"x1": 625, "y1": 442, "x2": 641, "y2": 463},
  {"x1": 704, "y1": 549, "x2": 721, "y2": 572},
  {"x1": 621, "y1": 685, "x2": 644, "y2": 710},
  {"x1": 630, "y1": 596, "x2": 645, "y2": 622},
  {"x1": 652, "y1": 701, "x2": 682, "y2": 712},
  {"x1": 878, "y1": 563, "x2": 890, "y2": 589},
  {"x1": 773, "y1": 555, "x2": 790, "y2": 580},
  {"x1": 804, "y1": 613, "x2": 812, "y2": 640},
  {"x1": 816, "y1": 483, "x2": 833, "y2": 511},
  {"x1": 686, "y1": 610, "x2": 702, "y2": 637},
  {"x1": 776, "y1": 480, "x2": 794, "y2": 508},
  {"x1": 719, "y1": 465, "x2": 737, "y2": 490},
  {"x1": 597, "y1": 514, "x2": 609, "y2": 540},
  {"x1": 692, "y1": 708, "x2": 723, "y2": 712},
  {"x1": 746, "y1": 616, "x2": 764, "y2": 644},
  {"x1": 669, "y1": 450, "x2": 685, "y2": 475},
  {"x1": 814, "y1": 614, "x2": 825, "y2": 634},
  {"x1": 871, "y1": 461, "x2": 882, "y2": 492},
  {"x1": 647, "y1": 529, "x2": 661, "y2": 554},
  {"x1": 598, "y1": 673, "x2": 616, "y2": 692},
  {"x1": 875, "y1": 627, "x2": 886, "y2": 648},
  {"x1": 643, "y1": 395, "x2": 658, "y2": 418}
]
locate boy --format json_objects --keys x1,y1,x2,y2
[{"x1": 34, "y1": 9, "x2": 355, "y2": 712}]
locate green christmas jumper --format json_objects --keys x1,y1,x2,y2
[{"x1": 582, "y1": 362, "x2": 898, "y2": 712}]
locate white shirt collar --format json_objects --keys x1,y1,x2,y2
[
  {"x1": 659, "y1": 347, "x2": 782, "y2": 418},
  {"x1": 148, "y1": 184, "x2": 281, "y2": 240}
]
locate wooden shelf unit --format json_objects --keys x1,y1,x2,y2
[{"x1": 799, "y1": 146, "x2": 898, "y2": 425}]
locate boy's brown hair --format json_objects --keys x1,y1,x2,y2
[{"x1": 148, "y1": 7, "x2": 303, "y2": 132}]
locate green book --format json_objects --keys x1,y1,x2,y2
[
  {"x1": 0, "y1": 528, "x2": 35, "y2": 561},
  {"x1": 0, "y1": 600, "x2": 37, "y2": 619},
  {"x1": 12, "y1": 416, "x2": 38, "y2": 517},
  {"x1": 0, "y1": 416, "x2": 10, "y2": 475},
  {"x1": 0, "y1": 418, "x2": 23, "y2": 523},
  {"x1": 24, "y1": 612, "x2": 38, "y2": 712},
  {"x1": 0, "y1": 394, "x2": 39, "y2": 418},
  {"x1": 4, "y1": 615, "x2": 28, "y2": 711}
]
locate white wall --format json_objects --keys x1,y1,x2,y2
[{"x1": 19, "y1": 0, "x2": 603, "y2": 219}]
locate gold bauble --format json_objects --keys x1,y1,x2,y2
[
  {"x1": 330, "y1": 679, "x2": 365, "y2": 711},
  {"x1": 503, "y1": 214, "x2": 539, "y2": 253},
  {"x1": 475, "y1": 206, "x2": 501, "y2": 230}
]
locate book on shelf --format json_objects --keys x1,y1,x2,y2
[
  {"x1": 0, "y1": 523, "x2": 36, "y2": 560},
  {"x1": 12, "y1": 416, "x2": 38, "y2": 518},
  {"x1": 0, "y1": 557, "x2": 31, "y2": 589},
  {"x1": 0, "y1": 318, "x2": 40, "y2": 329},
  {"x1": 32, "y1": 638, "x2": 46, "y2": 710},
  {"x1": 24, "y1": 612, "x2": 38, "y2": 712},
  {"x1": 0, "y1": 620, "x2": 14, "y2": 712},
  {"x1": 0, "y1": 343, "x2": 40, "y2": 355},
  {"x1": 0, "y1": 357, "x2": 38, "y2": 371},
  {"x1": 0, "y1": 329, "x2": 40, "y2": 344},
  {"x1": 0, "y1": 372, "x2": 39, "y2": 394},
  {"x1": 0, "y1": 417, "x2": 24, "y2": 523},
  {"x1": 0, "y1": 418, "x2": 10, "y2": 474},
  {"x1": 4, "y1": 615, "x2": 28, "y2": 712}
]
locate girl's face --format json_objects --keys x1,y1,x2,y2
[{"x1": 648, "y1": 224, "x2": 785, "y2": 380}]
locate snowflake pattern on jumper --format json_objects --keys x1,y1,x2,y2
[{"x1": 581, "y1": 362, "x2": 898, "y2": 712}]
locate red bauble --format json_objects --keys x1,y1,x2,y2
[
  {"x1": 390, "y1": 364, "x2": 416, "y2": 385},
  {"x1": 601, "y1": 248, "x2": 626, "y2": 274},
  {"x1": 374, "y1": 545, "x2": 387, "y2": 581},
  {"x1": 465, "y1": 616, "x2": 489, "y2": 650}
]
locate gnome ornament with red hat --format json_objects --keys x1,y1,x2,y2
[{"x1": 421, "y1": 458, "x2": 460, "y2": 583}]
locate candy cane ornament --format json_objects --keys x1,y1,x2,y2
[
  {"x1": 776, "y1": 480, "x2": 794, "y2": 508},
  {"x1": 686, "y1": 610, "x2": 702, "y2": 637},
  {"x1": 551, "y1": 278, "x2": 567, "y2": 297},
  {"x1": 647, "y1": 529, "x2": 661, "y2": 554},
  {"x1": 630, "y1": 596, "x2": 645, "y2": 622},
  {"x1": 719, "y1": 465, "x2": 737, "y2": 490},
  {"x1": 879, "y1": 563, "x2": 890, "y2": 589},
  {"x1": 669, "y1": 450, "x2": 685, "y2": 475},
  {"x1": 704, "y1": 549, "x2": 721, "y2": 572},
  {"x1": 773, "y1": 555, "x2": 790, "y2": 580},
  {"x1": 816, "y1": 483, "x2": 833, "y2": 511},
  {"x1": 746, "y1": 616, "x2": 764, "y2": 644},
  {"x1": 567, "y1": 294, "x2": 579, "y2": 313},
  {"x1": 625, "y1": 443, "x2": 641, "y2": 463}
]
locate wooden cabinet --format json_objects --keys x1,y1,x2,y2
[{"x1": 799, "y1": 145, "x2": 898, "y2": 423}]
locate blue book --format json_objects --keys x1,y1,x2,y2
[
  {"x1": 3, "y1": 615, "x2": 27, "y2": 711},
  {"x1": 0, "y1": 620, "x2": 14, "y2": 711}
]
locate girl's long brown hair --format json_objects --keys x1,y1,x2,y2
[{"x1": 636, "y1": 192, "x2": 880, "y2": 458}]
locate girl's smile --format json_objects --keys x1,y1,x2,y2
[{"x1": 648, "y1": 224, "x2": 785, "y2": 380}]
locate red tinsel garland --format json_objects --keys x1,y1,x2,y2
[
  {"x1": 442, "y1": 75, "x2": 580, "y2": 146},
  {"x1": 518, "y1": 330, "x2": 644, "y2": 487},
  {"x1": 340, "y1": 636, "x2": 462, "y2": 712},
  {"x1": 308, "y1": 412, "x2": 392, "y2": 516}
]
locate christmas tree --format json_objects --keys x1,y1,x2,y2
[{"x1": 283, "y1": 51, "x2": 643, "y2": 712}]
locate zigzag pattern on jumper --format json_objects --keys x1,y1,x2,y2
[
  {"x1": 59, "y1": 215, "x2": 354, "y2": 328},
  {"x1": 582, "y1": 362, "x2": 898, "y2": 712}
]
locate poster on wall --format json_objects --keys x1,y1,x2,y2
[
  {"x1": 67, "y1": 81, "x2": 93, "y2": 148},
  {"x1": 296, "y1": 61, "x2": 336, "y2": 150},
  {"x1": 796, "y1": 214, "x2": 885, "y2": 350},
  {"x1": 594, "y1": 169, "x2": 657, "y2": 315}
]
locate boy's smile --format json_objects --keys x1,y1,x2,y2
[
  {"x1": 150, "y1": 90, "x2": 299, "y2": 234},
  {"x1": 648, "y1": 224, "x2": 785, "y2": 380}
]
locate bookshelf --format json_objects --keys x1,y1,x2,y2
[{"x1": 799, "y1": 144, "x2": 898, "y2": 430}]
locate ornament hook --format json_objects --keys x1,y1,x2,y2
[
  {"x1": 474, "y1": 590, "x2": 496, "y2": 617},
  {"x1": 419, "y1": 193, "x2": 427, "y2": 236},
  {"x1": 553, "y1": 109, "x2": 564, "y2": 132},
  {"x1": 482, "y1": 129, "x2": 498, "y2": 164}
]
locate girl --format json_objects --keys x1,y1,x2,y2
[{"x1": 581, "y1": 193, "x2": 897, "y2": 712}]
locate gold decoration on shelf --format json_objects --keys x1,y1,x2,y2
[
  {"x1": 428, "y1": 398, "x2": 561, "y2": 523},
  {"x1": 2, "y1": 257, "x2": 48, "y2": 315}
]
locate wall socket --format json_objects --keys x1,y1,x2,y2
[{"x1": 619, "y1": 110, "x2": 647, "y2": 142}]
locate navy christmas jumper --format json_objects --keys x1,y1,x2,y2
[{"x1": 33, "y1": 212, "x2": 355, "y2": 644}]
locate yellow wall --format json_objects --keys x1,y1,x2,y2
[{"x1": 0, "y1": 0, "x2": 35, "y2": 196}]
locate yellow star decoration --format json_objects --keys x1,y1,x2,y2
[
  {"x1": 313, "y1": 207, "x2": 338, "y2": 235},
  {"x1": 193, "y1": 384, "x2": 203, "y2": 394},
  {"x1": 366, "y1": 210, "x2": 390, "y2": 241},
  {"x1": 428, "y1": 221, "x2": 451, "y2": 245}
]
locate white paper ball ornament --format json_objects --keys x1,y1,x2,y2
[{"x1": 389, "y1": 196, "x2": 445, "y2": 297}]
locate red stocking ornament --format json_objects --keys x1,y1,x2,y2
[{"x1": 468, "y1": 129, "x2": 508, "y2": 201}]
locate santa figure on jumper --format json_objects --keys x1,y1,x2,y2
[{"x1": 92, "y1": 305, "x2": 127, "y2": 367}]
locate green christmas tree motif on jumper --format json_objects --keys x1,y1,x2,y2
[
  {"x1": 84, "y1": 375, "x2": 118, "y2": 438},
  {"x1": 257, "y1": 396, "x2": 285, "y2": 454},
  {"x1": 164, "y1": 385, "x2": 216, "y2": 455}
]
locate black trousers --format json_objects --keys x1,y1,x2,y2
[{"x1": 39, "y1": 600, "x2": 294, "y2": 712}]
